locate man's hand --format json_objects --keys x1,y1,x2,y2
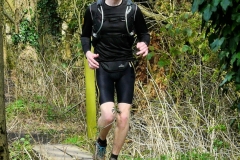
[
  {"x1": 86, "y1": 51, "x2": 99, "y2": 69},
  {"x1": 136, "y1": 42, "x2": 149, "y2": 57}
]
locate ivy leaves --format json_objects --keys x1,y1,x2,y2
[
  {"x1": 37, "y1": 0, "x2": 62, "y2": 36},
  {"x1": 221, "y1": 0, "x2": 231, "y2": 10},
  {"x1": 192, "y1": 0, "x2": 204, "y2": 13},
  {"x1": 210, "y1": 37, "x2": 224, "y2": 52},
  {"x1": 192, "y1": 0, "x2": 240, "y2": 94},
  {"x1": 192, "y1": 0, "x2": 232, "y2": 21},
  {"x1": 12, "y1": 19, "x2": 39, "y2": 48}
]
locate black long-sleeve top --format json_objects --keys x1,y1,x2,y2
[{"x1": 81, "y1": 0, "x2": 150, "y2": 62}]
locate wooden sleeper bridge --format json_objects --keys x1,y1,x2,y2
[{"x1": 33, "y1": 144, "x2": 93, "y2": 160}]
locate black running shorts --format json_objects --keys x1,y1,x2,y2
[{"x1": 96, "y1": 62, "x2": 135, "y2": 105}]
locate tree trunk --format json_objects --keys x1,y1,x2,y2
[{"x1": 0, "y1": 0, "x2": 10, "y2": 159}]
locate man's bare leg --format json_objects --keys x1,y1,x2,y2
[
  {"x1": 111, "y1": 103, "x2": 131, "y2": 155},
  {"x1": 95, "y1": 102, "x2": 116, "y2": 160},
  {"x1": 98, "y1": 102, "x2": 116, "y2": 140}
]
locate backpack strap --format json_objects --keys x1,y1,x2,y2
[
  {"x1": 97, "y1": 0, "x2": 102, "y2": 5},
  {"x1": 91, "y1": 0, "x2": 104, "y2": 38},
  {"x1": 127, "y1": 0, "x2": 132, "y2": 5},
  {"x1": 125, "y1": 0, "x2": 135, "y2": 36},
  {"x1": 126, "y1": 0, "x2": 137, "y2": 36}
]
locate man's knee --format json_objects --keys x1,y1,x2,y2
[
  {"x1": 117, "y1": 114, "x2": 129, "y2": 128},
  {"x1": 101, "y1": 113, "x2": 115, "y2": 123},
  {"x1": 100, "y1": 103, "x2": 116, "y2": 123}
]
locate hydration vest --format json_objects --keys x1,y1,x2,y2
[{"x1": 90, "y1": 0, "x2": 137, "y2": 38}]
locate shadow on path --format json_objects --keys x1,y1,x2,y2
[{"x1": 8, "y1": 132, "x2": 53, "y2": 144}]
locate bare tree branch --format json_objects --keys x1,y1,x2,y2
[
  {"x1": 3, "y1": 10, "x2": 14, "y2": 23},
  {"x1": 4, "y1": 0, "x2": 14, "y2": 13},
  {"x1": 138, "y1": 4, "x2": 167, "y2": 22}
]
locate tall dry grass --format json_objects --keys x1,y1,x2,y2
[
  {"x1": 118, "y1": 67, "x2": 240, "y2": 159},
  {"x1": 6, "y1": 39, "x2": 88, "y2": 144},
  {"x1": 5, "y1": 43, "x2": 240, "y2": 159},
  {"x1": 4, "y1": 2, "x2": 240, "y2": 158}
]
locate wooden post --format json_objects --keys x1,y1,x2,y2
[{"x1": 84, "y1": 52, "x2": 97, "y2": 139}]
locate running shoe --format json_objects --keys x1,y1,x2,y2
[{"x1": 94, "y1": 141, "x2": 107, "y2": 160}]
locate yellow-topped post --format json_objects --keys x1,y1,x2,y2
[{"x1": 84, "y1": 50, "x2": 97, "y2": 139}]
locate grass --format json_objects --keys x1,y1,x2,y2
[
  {"x1": 63, "y1": 135, "x2": 89, "y2": 147},
  {"x1": 5, "y1": 51, "x2": 240, "y2": 160},
  {"x1": 4, "y1": 14, "x2": 240, "y2": 160},
  {"x1": 9, "y1": 135, "x2": 33, "y2": 160}
]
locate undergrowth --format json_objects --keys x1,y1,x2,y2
[{"x1": 4, "y1": 0, "x2": 240, "y2": 160}]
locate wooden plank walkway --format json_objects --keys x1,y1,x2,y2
[{"x1": 33, "y1": 144, "x2": 93, "y2": 160}]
